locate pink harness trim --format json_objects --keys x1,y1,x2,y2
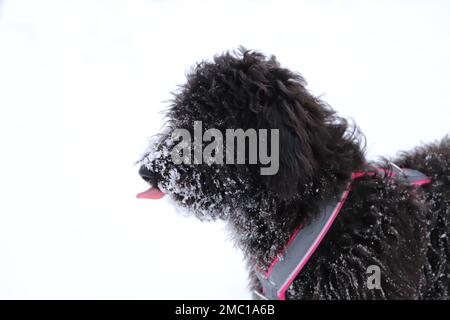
[
  {"x1": 278, "y1": 187, "x2": 352, "y2": 300},
  {"x1": 259, "y1": 166, "x2": 431, "y2": 300}
]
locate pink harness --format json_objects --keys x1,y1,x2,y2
[{"x1": 254, "y1": 164, "x2": 432, "y2": 300}]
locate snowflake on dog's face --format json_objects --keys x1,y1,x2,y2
[{"x1": 139, "y1": 126, "x2": 262, "y2": 221}]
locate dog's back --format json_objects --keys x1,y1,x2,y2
[
  {"x1": 395, "y1": 136, "x2": 450, "y2": 298},
  {"x1": 283, "y1": 136, "x2": 450, "y2": 299}
]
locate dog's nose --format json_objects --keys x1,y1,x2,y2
[
  {"x1": 137, "y1": 165, "x2": 165, "y2": 199},
  {"x1": 139, "y1": 165, "x2": 154, "y2": 183}
]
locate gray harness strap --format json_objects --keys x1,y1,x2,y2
[
  {"x1": 255, "y1": 188, "x2": 350, "y2": 300},
  {"x1": 254, "y1": 165, "x2": 431, "y2": 300},
  {"x1": 393, "y1": 168, "x2": 432, "y2": 186}
]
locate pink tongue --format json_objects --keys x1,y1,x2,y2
[{"x1": 136, "y1": 187, "x2": 165, "y2": 199}]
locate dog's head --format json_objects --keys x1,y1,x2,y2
[{"x1": 138, "y1": 49, "x2": 363, "y2": 222}]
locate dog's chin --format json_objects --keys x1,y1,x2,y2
[
  {"x1": 172, "y1": 193, "x2": 196, "y2": 207},
  {"x1": 163, "y1": 190, "x2": 230, "y2": 221}
]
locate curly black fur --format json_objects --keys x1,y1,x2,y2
[{"x1": 139, "y1": 48, "x2": 449, "y2": 299}]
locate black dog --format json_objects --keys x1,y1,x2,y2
[{"x1": 138, "y1": 49, "x2": 449, "y2": 299}]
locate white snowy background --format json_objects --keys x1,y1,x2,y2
[{"x1": 0, "y1": 0, "x2": 449, "y2": 299}]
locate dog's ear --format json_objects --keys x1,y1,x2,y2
[
  {"x1": 209, "y1": 50, "x2": 335, "y2": 200},
  {"x1": 216, "y1": 51, "x2": 324, "y2": 200},
  {"x1": 257, "y1": 84, "x2": 321, "y2": 200}
]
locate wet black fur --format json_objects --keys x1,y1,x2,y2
[{"x1": 139, "y1": 49, "x2": 449, "y2": 299}]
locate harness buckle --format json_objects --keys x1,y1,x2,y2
[{"x1": 390, "y1": 161, "x2": 406, "y2": 177}]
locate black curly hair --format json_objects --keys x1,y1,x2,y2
[{"x1": 139, "y1": 48, "x2": 450, "y2": 299}]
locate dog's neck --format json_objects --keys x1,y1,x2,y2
[
  {"x1": 230, "y1": 141, "x2": 365, "y2": 269},
  {"x1": 229, "y1": 169, "x2": 354, "y2": 268}
]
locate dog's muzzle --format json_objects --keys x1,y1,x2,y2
[{"x1": 137, "y1": 166, "x2": 165, "y2": 199}]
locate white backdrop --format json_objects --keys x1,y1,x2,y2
[{"x1": 0, "y1": 0, "x2": 449, "y2": 299}]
